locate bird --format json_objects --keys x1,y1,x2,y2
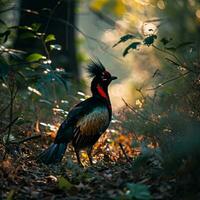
[{"x1": 38, "y1": 60, "x2": 117, "y2": 166}]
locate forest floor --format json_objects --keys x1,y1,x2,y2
[{"x1": 0, "y1": 133, "x2": 200, "y2": 200}]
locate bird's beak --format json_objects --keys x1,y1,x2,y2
[{"x1": 111, "y1": 76, "x2": 117, "y2": 81}]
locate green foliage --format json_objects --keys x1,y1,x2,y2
[
  {"x1": 143, "y1": 35, "x2": 157, "y2": 47},
  {"x1": 26, "y1": 53, "x2": 46, "y2": 62},
  {"x1": 57, "y1": 176, "x2": 73, "y2": 191},
  {"x1": 114, "y1": 34, "x2": 157, "y2": 56},
  {"x1": 50, "y1": 44, "x2": 62, "y2": 51},
  {"x1": 45, "y1": 34, "x2": 56, "y2": 43},
  {"x1": 113, "y1": 34, "x2": 135, "y2": 47},
  {"x1": 0, "y1": 14, "x2": 72, "y2": 151}
]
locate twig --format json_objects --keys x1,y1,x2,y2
[
  {"x1": 90, "y1": 10, "x2": 115, "y2": 26},
  {"x1": 136, "y1": 88, "x2": 146, "y2": 99},
  {"x1": 144, "y1": 18, "x2": 167, "y2": 23},
  {"x1": 146, "y1": 71, "x2": 190, "y2": 91},
  {"x1": 40, "y1": 36, "x2": 50, "y2": 60},
  {"x1": 43, "y1": 0, "x2": 64, "y2": 35},
  {"x1": 0, "y1": 103, "x2": 10, "y2": 117},
  {"x1": 165, "y1": 57, "x2": 179, "y2": 66},
  {"x1": 152, "y1": 44, "x2": 183, "y2": 66},
  {"x1": 122, "y1": 98, "x2": 158, "y2": 125},
  {"x1": 119, "y1": 143, "x2": 132, "y2": 165},
  {"x1": 41, "y1": 0, "x2": 65, "y2": 60},
  {"x1": 2, "y1": 135, "x2": 41, "y2": 160}
]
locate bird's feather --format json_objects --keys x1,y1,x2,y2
[
  {"x1": 54, "y1": 97, "x2": 110, "y2": 144},
  {"x1": 87, "y1": 60, "x2": 105, "y2": 78}
]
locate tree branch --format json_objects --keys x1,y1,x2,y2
[
  {"x1": 9, "y1": 134, "x2": 41, "y2": 145},
  {"x1": 1, "y1": 117, "x2": 18, "y2": 134},
  {"x1": 119, "y1": 143, "x2": 132, "y2": 165},
  {"x1": 146, "y1": 71, "x2": 190, "y2": 91}
]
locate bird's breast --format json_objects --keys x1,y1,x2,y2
[{"x1": 76, "y1": 106, "x2": 110, "y2": 136}]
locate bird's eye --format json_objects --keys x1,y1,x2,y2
[
  {"x1": 101, "y1": 71, "x2": 111, "y2": 81},
  {"x1": 101, "y1": 75, "x2": 107, "y2": 81}
]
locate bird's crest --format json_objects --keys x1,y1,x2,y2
[{"x1": 87, "y1": 60, "x2": 105, "y2": 78}]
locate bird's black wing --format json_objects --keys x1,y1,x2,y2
[{"x1": 54, "y1": 97, "x2": 101, "y2": 143}]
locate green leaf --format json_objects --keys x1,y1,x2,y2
[
  {"x1": 113, "y1": 34, "x2": 135, "y2": 47},
  {"x1": 123, "y1": 42, "x2": 141, "y2": 56},
  {"x1": 31, "y1": 23, "x2": 41, "y2": 32},
  {"x1": 45, "y1": 34, "x2": 56, "y2": 43},
  {"x1": 126, "y1": 183, "x2": 152, "y2": 200},
  {"x1": 143, "y1": 35, "x2": 157, "y2": 46},
  {"x1": 19, "y1": 32, "x2": 37, "y2": 39},
  {"x1": 26, "y1": 53, "x2": 46, "y2": 62},
  {"x1": 57, "y1": 176, "x2": 73, "y2": 191}
]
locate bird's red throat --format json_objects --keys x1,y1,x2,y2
[{"x1": 97, "y1": 84, "x2": 108, "y2": 100}]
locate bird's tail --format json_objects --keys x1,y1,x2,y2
[{"x1": 37, "y1": 143, "x2": 67, "y2": 164}]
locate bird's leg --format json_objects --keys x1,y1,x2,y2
[
  {"x1": 87, "y1": 147, "x2": 93, "y2": 165},
  {"x1": 75, "y1": 149, "x2": 83, "y2": 167}
]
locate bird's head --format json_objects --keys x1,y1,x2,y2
[{"x1": 87, "y1": 60, "x2": 117, "y2": 99}]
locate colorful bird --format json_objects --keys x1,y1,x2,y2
[{"x1": 38, "y1": 60, "x2": 117, "y2": 165}]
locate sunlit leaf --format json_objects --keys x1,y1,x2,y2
[
  {"x1": 143, "y1": 35, "x2": 157, "y2": 46},
  {"x1": 26, "y1": 53, "x2": 46, "y2": 62},
  {"x1": 28, "y1": 86, "x2": 42, "y2": 96},
  {"x1": 113, "y1": 34, "x2": 135, "y2": 47},
  {"x1": 45, "y1": 34, "x2": 56, "y2": 43},
  {"x1": 57, "y1": 176, "x2": 73, "y2": 191},
  {"x1": 50, "y1": 44, "x2": 62, "y2": 51},
  {"x1": 123, "y1": 42, "x2": 141, "y2": 56}
]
